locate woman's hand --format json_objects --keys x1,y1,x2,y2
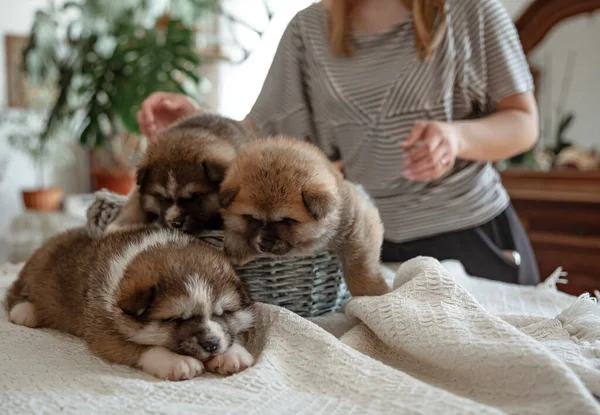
[
  {"x1": 137, "y1": 92, "x2": 200, "y2": 139},
  {"x1": 401, "y1": 121, "x2": 463, "y2": 182},
  {"x1": 401, "y1": 93, "x2": 538, "y2": 182}
]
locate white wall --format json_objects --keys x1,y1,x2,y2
[
  {"x1": 527, "y1": 12, "x2": 600, "y2": 150},
  {"x1": 216, "y1": 0, "x2": 316, "y2": 119},
  {"x1": 501, "y1": 0, "x2": 600, "y2": 151},
  {"x1": 0, "y1": 0, "x2": 89, "y2": 239}
]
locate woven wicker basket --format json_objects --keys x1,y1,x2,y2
[{"x1": 86, "y1": 190, "x2": 350, "y2": 317}]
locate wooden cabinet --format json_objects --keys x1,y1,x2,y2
[{"x1": 500, "y1": 169, "x2": 600, "y2": 296}]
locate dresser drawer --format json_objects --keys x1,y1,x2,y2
[
  {"x1": 528, "y1": 232, "x2": 600, "y2": 296},
  {"x1": 501, "y1": 169, "x2": 600, "y2": 296}
]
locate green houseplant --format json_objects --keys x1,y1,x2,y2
[{"x1": 21, "y1": 0, "x2": 216, "y2": 194}]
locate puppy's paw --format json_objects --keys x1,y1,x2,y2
[
  {"x1": 223, "y1": 250, "x2": 251, "y2": 266},
  {"x1": 223, "y1": 239, "x2": 256, "y2": 266},
  {"x1": 105, "y1": 223, "x2": 121, "y2": 234},
  {"x1": 107, "y1": 223, "x2": 150, "y2": 234},
  {"x1": 229, "y1": 255, "x2": 253, "y2": 266},
  {"x1": 206, "y1": 343, "x2": 254, "y2": 376},
  {"x1": 9, "y1": 301, "x2": 38, "y2": 328},
  {"x1": 138, "y1": 346, "x2": 203, "y2": 381}
]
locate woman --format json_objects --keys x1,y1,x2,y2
[{"x1": 137, "y1": 0, "x2": 540, "y2": 285}]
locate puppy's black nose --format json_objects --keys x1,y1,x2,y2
[
  {"x1": 259, "y1": 238, "x2": 276, "y2": 252},
  {"x1": 170, "y1": 219, "x2": 184, "y2": 229},
  {"x1": 200, "y1": 337, "x2": 220, "y2": 353}
]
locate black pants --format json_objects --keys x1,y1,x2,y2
[{"x1": 381, "y1": 205, "x2": 540, "y2": 285}]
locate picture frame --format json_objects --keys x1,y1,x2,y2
[
  {"x1": 4, "y1": 34, "x2": 29, "y2": 108},
  {"x1": 5, "y1": 34, "x2": 58, "y2": 109}
]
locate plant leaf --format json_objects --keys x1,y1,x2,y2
[{"x1": 557, "y1": 113, "x2": 574, "y2": 135}]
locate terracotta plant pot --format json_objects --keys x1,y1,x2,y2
[
  {"x1": 90, "y1": 168, "x2": 135, "y2": 196},
  {"x1": 22, "y1": 187, "x2": 65, "y2": 211}
]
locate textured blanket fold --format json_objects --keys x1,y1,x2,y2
[{"x1": 1, "y1": 257, "x2": 599, "y2": 414}]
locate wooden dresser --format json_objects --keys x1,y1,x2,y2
[{"x1": 500, "y1": 169, "x2": 600, "y2": 296}]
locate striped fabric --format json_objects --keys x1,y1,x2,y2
[{"x1": 247, "y1": 0, "x2": 533, "y2": 243}]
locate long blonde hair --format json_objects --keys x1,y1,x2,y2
[{"x1": 328, "y1": 0, "x2": 447, "y2": 60}]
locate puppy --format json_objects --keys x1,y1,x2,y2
[
  {"x1": 4, "y1": 227, "x2": 255, "y2": 380},
  {"x1": 108, "y1": 113, "x2": 253, "y2": 234},
  {"x1": 219, "y1": 137, "x2": 390, "y2": 297}
]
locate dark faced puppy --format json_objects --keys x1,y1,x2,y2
[
  {"x1": 107, "y1": 113, "x2": 252, "y2": 234},
  {"x1": 219, "y1": 137, "x2": 390, "y2": 297},
  {"x1": 136, "y1": 136, "x2": 231, "y2": 232}
]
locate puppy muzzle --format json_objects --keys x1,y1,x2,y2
[
  {"x1": 168, "y1": 218, "x2": 185, "y2": 229},
  {"x1": 257, "y1": 236, "x2": 291, "y2": 256},
  {"x1": 162, "y1": 213, "x2": 187, "y2": 229},
  {"x1": 177, "y1": 334, "x2": 229, "y2": 361}
]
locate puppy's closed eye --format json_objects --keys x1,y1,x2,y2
[
  {"x1": 162, "y1": 315, "x2": 191, "y2": 324},
  {"x1": 153, "y1": 194, "x2": 173, "y2": 204},
  {"x1": 242, "y1": 214, "x2": 261, "y2": 225},
  {"x1": 212, "y1": 309, "x2": 233, "y2": 318},
  {"x1": 242, "y1": 215, "x2": 297, "y2": 226},
  {"x1": 188, "y1": 192, "x2": 205, "y2": 201},
  {"x1": 179, "y1": 192, "x2": 205, "y2": 203},
  {"x1": 277, "y1": 217, "x2": 299, "y2": 226}
]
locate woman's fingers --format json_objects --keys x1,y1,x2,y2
[
  {"x1": 403, "y1": 125, "x2": 443, "y2": 174},
  {"x1": 404, "y1": 133, "x2": 442, "y2": 164},
  {"x1": 402, "y1": 122, "x2": 428, "y2": 150},
  {"x1": 140, "y1": 93, "x2": 164, "y2": 126},
  {"x1": 404, "y1": 146, "x2": 449, "y2": 180},
  {"x1": 136, "y1": 111, "x2": 151, "y2": 138},
  {"x1": 137, "y1": 92, "x2": 202, "y2": 139},
  {"x1": 138, "y1": 93, "x2": 187, "y2": 138},
  {"x1": 401, "y1": 121, "x2": 458, "y2": 181},
  {"x1": 162, "y1": 99, "x2": 180, "y2": 110}
]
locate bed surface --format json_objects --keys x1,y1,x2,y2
[{"x1": 1, "y1": 257, "x2": 599, "y2": 414}]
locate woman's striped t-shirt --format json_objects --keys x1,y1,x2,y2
[{"x1": 247, "y1": 0, "x2": 534, "y2": 243}]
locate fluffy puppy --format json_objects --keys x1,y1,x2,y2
[
  {"x1": 219, "y1": 137, "x2": 390, "y2": 297},
  {"x1": 4, "y1": 227, "x2": 255, "y2": 380},
  {"x1": 108, "y1": 113, "x2": 252, "y2": 234}
]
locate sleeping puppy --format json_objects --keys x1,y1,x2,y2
[
  {"x1": 107, "y1": 113, "x2": 253, "y2": 234},
  {"x1": 4, "y1": 227, "x2": 255, "y2": 380},
  {"x1": 219, "y1": 136, "x2": 390, "y2": 297}
]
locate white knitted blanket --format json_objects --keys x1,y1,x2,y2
[{"x1": 1, "y1": 257, "x2": 599, "y2": 414}]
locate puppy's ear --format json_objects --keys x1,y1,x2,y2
[
  {"x1": 239, "y1": 287, "x2": 253, "y2": 308},
  {"x1": 136, "y1": 166, "x2": 149, "y2": 187},
  {"x1": 219, "y1": 186, "x2": 239, "y2": 208},
  {"x1": 118, "y1": 284, "x2": 157, "y2": 319},
  {"x1": 203, "y1": 160, "x2": 228, "y2": 184},
  {"x1": 302, "y1": 185, "x2": 335, "y2": 220}
]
